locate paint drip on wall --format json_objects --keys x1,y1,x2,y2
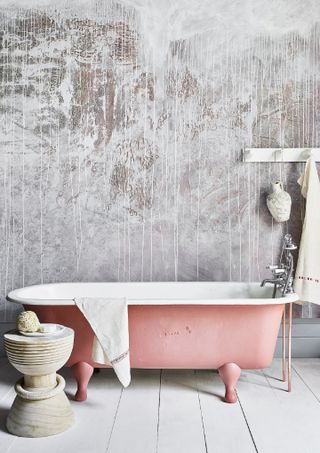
[{"x1": 0, "y1": 0, "x2": 320, "y2": 320}]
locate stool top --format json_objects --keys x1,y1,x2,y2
[{"x1": 4, "y1": 326, "x2": 74, "y2": 344}]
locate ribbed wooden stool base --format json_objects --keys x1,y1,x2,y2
[
  {"x1": 4, "y1": 328, "x2": 75, "y2": 438},
  {"x1": 7, "y1": 374, "x2": 74, "y2": 437}
]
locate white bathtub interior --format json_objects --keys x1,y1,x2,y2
[{"x1": 7, "y1": 282, "x2": 298, "y2": 306}]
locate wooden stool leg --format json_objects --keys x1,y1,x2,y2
[{"x1": 71, "y1": 361, "x2": 94, "y2": 401}]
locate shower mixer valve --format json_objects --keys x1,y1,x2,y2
[{"x1": 261, "y1": 234, "x2": 298, "y2": 296}]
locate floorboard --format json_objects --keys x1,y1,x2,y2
[
  {"x1": 196, "y1": 370, "x2": 256, "y2": 453},
  {"x1": 107, "y1": 369, "x2": 160, "y2": 453},
  {"x1": 157, "y1": 370, "x2": 207, "y2": 453},
  {"x1": 293, "y1": 359, "x2": 320, "y2": 401},
  {"x1": 237, "y1": 359, "x2": 320, "y2": 453}
]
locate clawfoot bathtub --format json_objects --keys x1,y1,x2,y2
[{"x1": 7, "y1": 282, "x2": 298, "y2": 403}]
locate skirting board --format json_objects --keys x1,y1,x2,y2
[
  {"x1": 1, "y1": 320, "x2": 320, "y2": 359},
  {"x1": 274, "y1": 319, "x2": 320, "y2": 358}
]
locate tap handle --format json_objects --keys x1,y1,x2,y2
[
  {"x1": 283, "y1": 233, "x2": 298, "y2": 250},
  {"x1": 273, "y1": 268, "x2": 286, "y2": 275},
  {"x1": 267, "y1": 265, "x2": 285, "y2": 275}
]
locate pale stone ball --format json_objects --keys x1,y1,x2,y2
[{"x1": 16, "y1": 311, "x2": 41, "y2": 333}]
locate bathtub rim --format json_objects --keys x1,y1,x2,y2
[{"x1": 7, "y1": 281, "x2": 299, "y2": 306}]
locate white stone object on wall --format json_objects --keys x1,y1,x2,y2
[{"x1": 266, "y1": 181, "x2": 292, "y2": 223}]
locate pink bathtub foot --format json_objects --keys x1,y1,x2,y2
[
  {"x1": 71, "y1": 362, "x2": 94, "y2": 402},
  {"x1": 218, "y1": 363, "x2": 241, "y2": 404}
]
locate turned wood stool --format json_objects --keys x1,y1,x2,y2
[{"x1": 4, "y1": 327, "x2": 75, "y2": 437}]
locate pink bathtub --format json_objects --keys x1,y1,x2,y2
[{"x1": 7, "y1": 282, "x2": 298, "y2": 403}]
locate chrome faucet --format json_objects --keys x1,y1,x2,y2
[{"x1": 261, "y1": 234, "x2": 298, "y2": 297}]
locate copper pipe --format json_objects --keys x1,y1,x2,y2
[
  {"x1": 282, "y1": 305, "x2": 286, "y2": 382},
  {"x1": 287, "y1": 303, "x2": 293, "y2": 392}
]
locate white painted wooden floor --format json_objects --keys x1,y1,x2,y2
[{"x1": 1, "y1": 358, "x2": 320, "y2": 453}]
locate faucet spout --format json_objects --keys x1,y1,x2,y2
[{"x1": 260, "y1": 278, "x2": 282, "y2": 288}]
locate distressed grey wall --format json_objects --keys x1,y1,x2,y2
[{"x1": 0, "y1": 0, "x2": 319, "y2": 321}]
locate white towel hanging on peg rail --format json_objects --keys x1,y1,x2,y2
[{"x1": 242, "y1": 148, "x2": 320, "y2": 162}]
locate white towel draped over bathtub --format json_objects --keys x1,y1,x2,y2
[
  {"x1": 294, "y1": 156, "x2": 320, "y2": 304},
  {"x1": 74, "y1": 297, "x2": 131, "y2": 387}
]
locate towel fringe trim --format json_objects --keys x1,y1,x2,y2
[
  {"x1": 111, "y1": 350, "x2": 129, "y2": 365},
  {"x1": 297, "y1": 275, "x2": 320, "y2": 283}
]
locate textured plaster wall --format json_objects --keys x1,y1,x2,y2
[{"x1": 0, "y1": 0, "x2": 320, "y2": 320}]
